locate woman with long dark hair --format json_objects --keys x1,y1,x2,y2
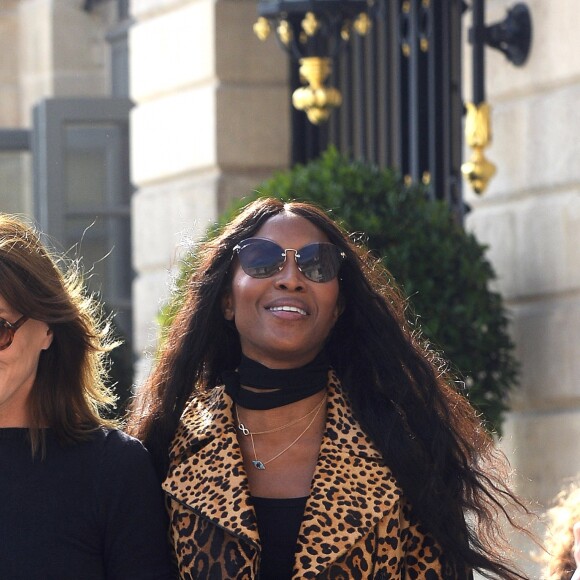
[{"x1": 129, "y1": 197, "x2": 531, "y2": 579}]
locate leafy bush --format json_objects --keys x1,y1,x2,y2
[{"x1": 162, "y1": 147, "x2": 518, "y2": 433}]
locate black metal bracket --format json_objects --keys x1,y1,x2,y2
[{"x1": 484, "y1": 3, "x2": 532, "y2": 66}]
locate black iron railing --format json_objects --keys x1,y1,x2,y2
[{"x1": 291, "y1": 0, "x2": 465, "y2": 219}]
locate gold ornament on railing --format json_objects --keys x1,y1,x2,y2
[
  {"x1": 253, "y1": 17, "x2": 271, "y2": 41},
  {"x1": 353, "y1": 13, "x2": 372, "y2": 36},
  {"x1": 461, "y1": 102, "x2": 497, "y2": 194},
  {"x1": 302, "y1": 12, "x2": 320, "y2": 37},
  {"x1": 292, "y1": 57, "x2": 342, "y2": 124},
  {"x1": 252, "y1": 4, "x2": 372, "y2": 124},
  {"x1": 277, "y1": 20, "x2": 293, "y2": 46}
]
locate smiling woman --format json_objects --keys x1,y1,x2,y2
[
  {"x1": 0, "y1": 214, "x2": 173, "y2": 579},
  {"x1": 129, "y1": 197, "x2": 535, "y2": 580}
]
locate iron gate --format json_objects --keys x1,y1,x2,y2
[{"x1": 291, "y1": 0, "x2": 465, "y2": 219}]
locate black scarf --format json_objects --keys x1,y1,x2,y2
[{"x1": 223, "y1": 350, "x2": 329, "y2": 410}]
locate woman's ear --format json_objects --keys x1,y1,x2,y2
[
  {"x1": 221, "y1": 291, "x2": 235, "y2": 321},
  {"x1": 41, "y1": 326, "x2": 54, "y2": 350}
]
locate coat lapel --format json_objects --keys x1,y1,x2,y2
[
  {"x1": 293, "y1": 373, "x2": 401, "y2": 578},
  {"x1": 162, "y1": 387, "x2": 261, "y2": 548}
]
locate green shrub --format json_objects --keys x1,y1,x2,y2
[{"x1": 162, "y1": 147, "x2": 518, "y2": 433}]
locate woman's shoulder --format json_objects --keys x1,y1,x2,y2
[
  {"x1": 84, "y1": 427, "x2": 153, "y2": 467},
  {"x1": 90, "y1": 428, "x2": 160, "y2": 490}
]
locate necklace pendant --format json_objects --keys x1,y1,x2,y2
[
  {"x1": 252, "y1": 460, "x2": 266, "y2": 470},
  {"x1": 238, "y1": 423, "x2": 250, "y2": 436}
]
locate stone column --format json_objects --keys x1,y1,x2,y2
[
  {"x1": 18, "y1": 0, "x2": 112, "y2": 122},
  {"x1": 0, "y1": 0, "x2": 112, "y2": 214},
  {"x1": 130, "y1": 0, "x2": 290, "y2": 378}
]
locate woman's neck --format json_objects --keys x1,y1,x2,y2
[{"x1": 223, "y1": 351, "x2": 330, "y2": 410}]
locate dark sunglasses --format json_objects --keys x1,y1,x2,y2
[
  {"x1": 0, "y1": 315, "x2": 28, "y2": 351},
  {"x1": 233, "y1": 238, "x2": 345, "y2": 283}
]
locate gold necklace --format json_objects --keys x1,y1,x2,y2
[
  {"x1": 236, "y1": 394, "x2": 325, "y2": 436},
  {"x1": 235, "y1": 395, "x2": 326, "y2": 470}
]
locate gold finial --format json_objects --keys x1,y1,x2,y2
[
  {"x1": 402, "y1": 43, "x2": 411, "y2": 57},
  {"x1": 302, "y1": 12, "x2": 320, "y2": 36},
  {"x1": 420, "y1": 38, "x2": 429, "y2": 52},
  {"x1": 292, "y1": 57, "x2": 342, "y2": 124},
  {"x1": 402, "y1": 1, "x2": 411, "y2": 14},
  {"x1": 422, "y1": 171, "x2": 431, "y2": 185},
  {"x1": 253, "y1": 17, "x2": 271, "y2": 42},
  {"x1": 277, "y1": 20, "x2": 293, "y2": 46},
  {"x1": 341, "y1": 22, "x2": 351, "y2": 42},
  {"x1": 461, "y1": 102, "x2": 497, "y2": 194},
  {"x1": 353, "y1": 13, "x2": 372, "y2": 36},
  {"x1": 404, "y1": 175, "x2": 412, "y2": 186}
]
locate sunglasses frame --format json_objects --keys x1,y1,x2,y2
[
  {"x1": 0, "y1": 315, "x2": 28, "y2": 351},
  {"x1": 233, "y1": 237, "x2": 346, "y2": 283}
]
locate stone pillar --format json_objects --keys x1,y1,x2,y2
[
  {"x1": 0, "y1": 1, "x2": 21, "y2": 127},
  {"x1": 464, "y1": 0, "x2": 580, "y2": 574},
  {"x1": 18, "y1": 0, "x2": 112, "y2": 123},
  {"x1": 0, "y1": 0, "x2": 113, "y2": 215},
  {"x1": 129, "y1": 0, "x2": 289, "y2": 378}
]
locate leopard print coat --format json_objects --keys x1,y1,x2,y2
[{"x1": 163, "y1": 372, "x2": 462, "y2": 579}]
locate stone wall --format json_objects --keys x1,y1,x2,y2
[
  {"x1": 464, "y1": 0, "x2": 580, "y2": 573},
  {"x1": 0, "y1": 0, "x2": 113, "y2": 215},
  {"x1": 129, "y1": 0, "x2": 289, "y2": 378}
]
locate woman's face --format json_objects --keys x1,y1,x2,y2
[
  {"x1": 222, "y1": 212, "x2": 342, "y2": 369},
  {"x1": 0, "y1": 295, "x2": 53, "y2": 427}
]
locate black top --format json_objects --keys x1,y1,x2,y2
[
  {"x1": 0, "y1": 427, "x2": 174, "y2": 580},
  {"x1": 253, "y1": 496, "x2": 308, "y2": 580}
]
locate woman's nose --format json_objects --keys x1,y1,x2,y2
[{"x1": 274, "y1": 250, "x2": 304, "y2": 290}]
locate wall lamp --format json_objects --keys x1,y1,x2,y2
[
  {"x1": 253, "y1": 1, "x2": 373, "y2": 124},
  {"x1": 462, "y1": 2, "x2": 532, "y2": 194}
]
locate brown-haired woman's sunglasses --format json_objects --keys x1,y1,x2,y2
[{"x1": 0, "y1": 315, "x2": 28, "y2": 350}]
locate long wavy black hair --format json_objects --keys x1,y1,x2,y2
[{"x1": 129, "y1": 197, "x2": 531, "y2": 579}]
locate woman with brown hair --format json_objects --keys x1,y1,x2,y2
[
  {"x1": 0, "y1": 214, "x2": 173, "y2": 579},
  {"x1": 130, "y1": 197, "x2": 532, "y2": 579}
]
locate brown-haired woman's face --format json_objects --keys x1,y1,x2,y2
[
  {"x1": 222, "y1": 213, "x2": 342, "y2": 369},
  {"x1": 0, "y1": 295, "x2": 53, "y2": 427}
]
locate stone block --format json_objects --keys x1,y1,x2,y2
[
  {"x1": 499, "y1": 408, "x2": 580, "y2": 507},
  {"x1": 215, "y1": 0, "x2": 287, "y2": 84},
  {"x1": 0, "y1": 86, "x2": 21, "y2": 126},
  {"x1": 509, "y1": 296, "x2": 580, "y2": 410},
  {"x1": 130, "y1": 86, "x2": 217, "y2": 186},
  {"x1": 130, "y1": 0, "x2": 192, "y2": 21},
  {"x1": 130, "y1": 0, "x2": 215, "y2": 103},
  {"x1": 133, "y1": 355, "x2": 153, "y2": 391},
  {"x1": 132, "y1": 269, "x2": 174, "y2": 355},
  {"x1": 217, "y1": 170, "x2": 282, "y2": 213},
  {"x1": 467, "y1": 190, "x2": 580, "y2": 299},
  {"x1": 132, "y1": 170, "x2": 221, "y2": 272},
  {"x1": 51, "y1": 1, "x2": 109, "y2": 74},
  {"x1": 0, "y1": 8, "x2": 19, "y2": 79},
  {"x1": 484, "y1": 0, "x2": 580, "y2": 100},
  {"x1": 465, "y1": 206, "x2": 519, "y2": 298},
  {"x1": 216, "y1": 84, "x2": 290, "y2": 168}
]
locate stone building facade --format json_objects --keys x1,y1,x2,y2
[{"x1": 0, "y1": 0, "x2": 578, "y2": 575}]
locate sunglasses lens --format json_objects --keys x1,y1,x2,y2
[
  {"x1": 296, "y1": 243, "x2": 343, "y2": 282},
  {"x1": 237, "y1": 239, "x2": 284, "y2": 278},
  {"x1": 0, "y1": 321, "x2": 11, "y2": 350}
]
